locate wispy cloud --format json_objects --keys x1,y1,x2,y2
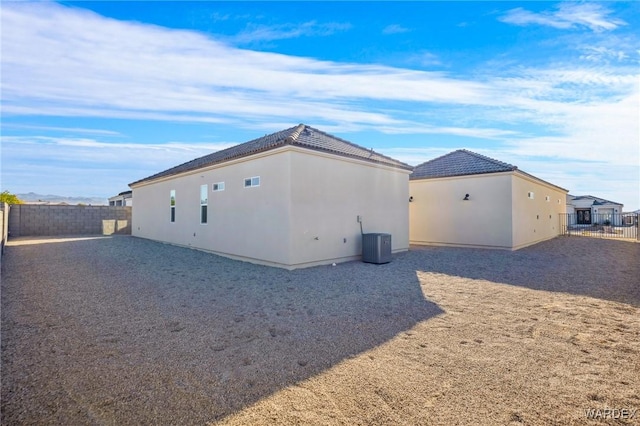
[
  {"x1": 1, "y1": 136, "x2": 234, "y2": 165},
  {"x1": 231, "y1": 20, "x2": 351, "y2": 43},
  {"x1": 382, "y1": 24, "x2": 410, "y2": 35},
  {"x1": 2, "y1": 3, "x2": 635, "y2": 137},
  {"x1": 1, "y1": 2, "x2": 638, "y2": 206},
  {"x1": 1, "y1": 135, "x2": 236, "y2": 196},
  {"x1": 579, "y1": 45, "x2": 628, "y2": 62},
  {"x1": 500, "y1": 3, "x2": 626, "y2": 32},
  {"x1": 405, "y1": 51, "x2": 442, "y2": 67},
  {"x1": 2, "y1": 124, "x2": 122, "y2": 136}
]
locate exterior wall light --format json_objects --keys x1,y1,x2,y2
[
  {"x1": 463, "y1": 194, "x2": 470, "y2": 201},
  {"x1": 409, "y1": 196, "x2": 414, "y2": 202}
]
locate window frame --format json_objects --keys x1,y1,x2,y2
[
  {"x1": 244, "y1": 176, "x2": 261, "y2": 188},
  {"x1": 200, "y1": 184, "x2": 208, "y2": 225},
  {"x1": 170, "y1": 190, "x2": 176, "y2": 223},
  {"x1": 212, "y1": 182, "x2": 225, "y2": 192}
]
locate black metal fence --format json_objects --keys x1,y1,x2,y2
[{"x1": 560, "y1": 213, "x2": 639, "y2": 240}]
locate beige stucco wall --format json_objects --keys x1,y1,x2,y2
[
  {"x1": 132, "y1": 146, "x2": 410, "y2": 269},
  {"x1": 409, "y1": 171, "x2": 567, "y2": 250},
  {"x1": 288, "y1": 148, "x2": 410, "y2": 268},
  {"x1": 409, "y1": 173, "x2": 514, "y2": 249},
  {"x1": 511, "y1": 172, "x2": 567, "y2": 249},
  {"x1": 132, "y1": 149, "x2": 293, "y2": 266}
]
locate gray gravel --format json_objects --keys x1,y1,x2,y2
[{"x1": 1, "y1": 235, "x2": 638, "y2": 425}]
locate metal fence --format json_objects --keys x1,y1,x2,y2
[{"x1": 560, "y1": 213, "x2": 639, "y2": 240}]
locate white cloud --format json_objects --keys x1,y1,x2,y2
[
  {"x1": 382, "y1": 24, "x2": 410, "y2": 35},
  {"x1": 1, "y1": 2, "x2": 638, "y2": 208},
  {"x1": 1, "y1": 136, "x2": 233, "y2": 165},
  {"x1": 0, "y1": 2, "x2": 493, "y2": 128},
  {"x1": 3, "y1": 2, "x2": 632, "y2": 128},
  {"x1": 1, "y1": 124, "x2": 122, "y2": 136},
  {"x1": 377, "y1": 147, "x2": 454, "y2": 167},
  {"x1": 1, "y1": 135, "x2": 236, "y2": 197},
  {"x1": 579, "y1": 45, "x2": 628, "y2": 62},
  {"x1": 231, "y1": 21, "x2": 352, "y2": 43},
  {"x1": 500, "y1": 3, "x2": 626, "y2": 32}
]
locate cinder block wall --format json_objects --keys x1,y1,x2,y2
[{"x1": 8, "y1": 205, "x2": 132, "y2": 237}]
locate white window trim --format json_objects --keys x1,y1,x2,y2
[
  {"x1": 528, "y1": 191, "x2": 535, "y2": 199},
  {"x1": 212, "y1": 182, "x2": 225, "y2": 192},
  {"x1": 244, "y1": 176, "x2": 260, "y2": 188}
]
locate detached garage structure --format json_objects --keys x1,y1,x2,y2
[
  {"x1": 409, "y1": 149, "x2": 567, "y2": 250},
  {"x1": 130, "y1": 124, "x2": 412, "y2": 269}
]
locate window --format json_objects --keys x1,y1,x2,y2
[
  {"x1": 212, "y1": 182, "x2": 225, "y2": 192},
  {"x1": 200, "y1": 184, "x2": 208, "y2": 224},
  {"x1": 170, "y1": 190, "x2": 176, "y2": 222},
  {"x1": 528, "y1": 191, "x2": 535, "y2": 199},
  {"x1": 244, "y1": 176, "x2": 260, "y2": 188},
  {"x1": 545, "y1": 196, "x2": 550, "y2": 202}
]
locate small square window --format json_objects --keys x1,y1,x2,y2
[
  {"x1": 213, "y1": 182, "x2": 225, "y2": 191},
  {"x1": 244, "y1": 176, "x2": 260, "y2": 188},
  {"x1": 545, "y1": 195, "x2": 550, "y2": 202},
  {"x1": 528, "y1": 191, "x2": 535, "y2": 199}
]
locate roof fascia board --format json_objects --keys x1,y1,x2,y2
[{"x1": 409, "y1": 170, "x2": 515, "y2": 183}]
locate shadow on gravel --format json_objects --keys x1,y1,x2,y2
[
  {"x1": 407, "y1": 236, "x2": 640, "y2": 307},
  {"x1": 1, "y1": 236, "x2": 443, "y2": 425}
]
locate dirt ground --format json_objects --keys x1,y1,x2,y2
[{"x1": 2, "y1": 236, "x2": 639, "y2": 425}]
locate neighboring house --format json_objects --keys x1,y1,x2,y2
[
  {"x1": 623, "y1": 209, "x2": 640, "y2": 226},
  {"x1": 108, "y1": 190, "x2": 133, "y2": 207},
  {"x1": 566, "y1": 195, "x2": 623, "y2": 226},
  {"x1": 129, "y1": 124, "x2": 412, "y2": 269},
  {"x1": 409, "y1": 149, "x2": 568, "y2": 250}
]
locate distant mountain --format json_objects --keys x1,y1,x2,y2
[{"x1": 17, "y1": 192, "x2": 108, "y2": 206}]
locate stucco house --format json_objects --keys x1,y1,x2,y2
[
  {"x1": 566, "y1": 195, "x2": 623, "y2": 226},
  {"x1": 409, "y1": 149, "x2": 568, "y2": 250},
  {"x1": 108, "y1": 190, "x2": 133, "y2": 207},
  {"x1": 129, "y1": 124, "x2": 412, "y2": 269}
]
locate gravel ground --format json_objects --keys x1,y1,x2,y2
[{"x1": 1, "y1": 235, "x2": 639, "y2": 425}]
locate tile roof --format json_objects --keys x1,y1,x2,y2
[
  {"x1": 410, "y1": 149, "x2": 517, "y2": 180},
  {"x1": 568, "y1": 195, "x2": 623, "y2": 206},
  {"x1": 130, "y1": 124, "x2": 412, "y2": 186}
]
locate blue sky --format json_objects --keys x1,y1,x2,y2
[{"x1": 1, "y1": 1, "x2": 639, "y2": 209}]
